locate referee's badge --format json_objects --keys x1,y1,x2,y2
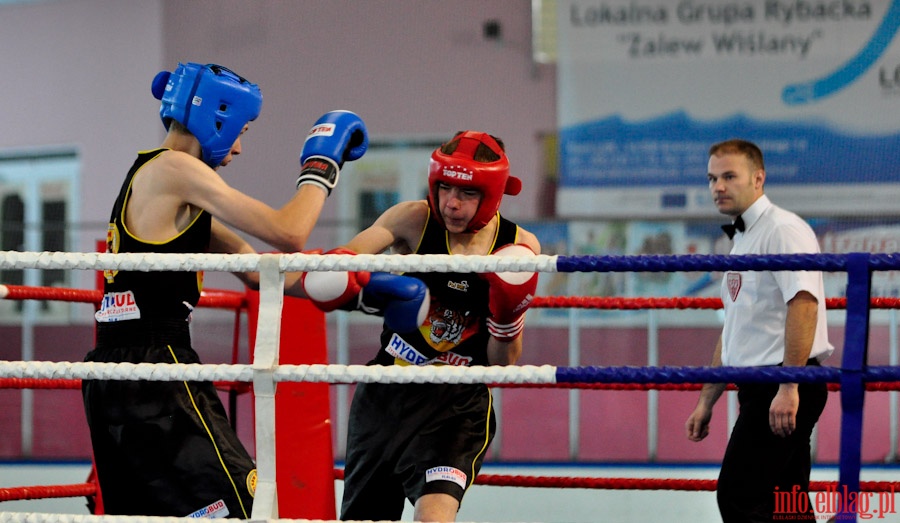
[{"x1": 727, "y1": 272, "x2": 742, "y2": 302}]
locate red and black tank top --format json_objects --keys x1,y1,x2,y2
[{"x1": 373, "y1": 212, "x2": 519, "y2": 367}]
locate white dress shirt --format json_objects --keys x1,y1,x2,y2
[{"x1": 720, "y1": 195, "x2": 834, "y2": 367}]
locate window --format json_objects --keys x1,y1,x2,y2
[{"x1": 0, "y1": 151, "x2": 79, "y2": 322}]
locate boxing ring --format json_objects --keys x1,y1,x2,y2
[{"x1": 0, "y1": 250, "x2": 899, "y2": 522}]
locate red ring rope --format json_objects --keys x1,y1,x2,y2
[
  {"x1": 0, "y1": 378, "x2": 251, "y2": 395},
  {"x1": 330, "y1": 468, "x2": 898, "y2": 493},
  {"x1": 8, "y1": 284, "x2": 900, "y2": 311},
  {"x1": 531, "y1": 296, "x2": 900, "y2": 310},
  {"x1": 0, "y1": 284, "x2": 246, "y2": 309},
  {"x1": 0, "y1": 483, "x2": 96, "y2": 501},
  {"x1": 4, "y1": 285, "x2": 900, "y2": 503}
]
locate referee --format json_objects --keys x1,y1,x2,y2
[{"x1": 685, "y1": 139, "x2": 834, "y2": 522}]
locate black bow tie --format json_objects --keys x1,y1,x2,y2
[{"x1": 721, "y1": 215, "x2": 745, "y2": 239}]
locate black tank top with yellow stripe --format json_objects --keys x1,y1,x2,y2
[
  {"x1": 96, "y1": 149, "x2": 211, "y2": 322},
  {"x1": 373, "y1": 212, "x2": 519, "y2": 367}
]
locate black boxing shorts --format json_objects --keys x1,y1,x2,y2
[
  {"x1": 83, "y1": 319, "x2": 256, "y2": 517},
  {"x1": 340, "y1": 381, "x2": 495, "y2": 521}
]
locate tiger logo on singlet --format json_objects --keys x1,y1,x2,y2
[{"x1": 428, "y1": 306, "x2": 469, "y2": 346}]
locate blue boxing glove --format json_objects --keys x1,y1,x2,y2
[
  {"x1": 297, "y1": 110, "x2": 368, "y2": 195},
  {"x1": 357, "y1": 273, "x2": 430, "y2": 333}
]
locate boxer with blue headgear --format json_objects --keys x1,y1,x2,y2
[
  {"x1": 85, "y1": 60, "x2": 368, "y2": 517},
  {"x1": 151, "y1": 63, "x2": 263, "y2": 168}
]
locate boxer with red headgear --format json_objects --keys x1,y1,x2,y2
[
  {"x1": 302, "y1": 131, "x2": 540, "y2": 522},
  {"x1": 84, "y1": 61, "x2": 368, "y2": 517},
  {"x1": 427, "y1": 131, "x2": 522, "y2": 232}
]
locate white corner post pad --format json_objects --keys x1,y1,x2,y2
[{"x1": 251, "y1": 253, "x2": 284, "y2": 519}]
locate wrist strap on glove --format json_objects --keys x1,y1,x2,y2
[
  {"x1": 338, "y1": 290, "x2": 382, "y2": 316},
  {"x1": 297, "y1": 156, "x2": 339, "y2": 195}
]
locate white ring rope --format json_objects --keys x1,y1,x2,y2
[
  {"x1": 0, "y1": 251, "x2": 559, "y2": 274},
  {"x1": 0, "y1": 361, "x2": 558, "y2": 385},
  {"x1": 0, "y1": 250, "x2": 555, "y2": 521}
]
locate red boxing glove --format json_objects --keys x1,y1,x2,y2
[
  {"x1": 301, "y1": 248, "x2": 371, "y2": 311},
  {"x1": 482, "y1": 243, "x2": 538, "y2": 341}
]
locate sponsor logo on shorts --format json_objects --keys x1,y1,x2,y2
[
  {"x1": 247, "y1": 469, "x2": 257, "y2": 497},
  {"x1": 186, "y1": 499, "x2": 229, "y2": 519},
  {"x1": 425, "y1": 466, "x2": 467, "y2": 490},
  {"x1": 94, "y1": 290, "x2": 141, "y2": 322}
]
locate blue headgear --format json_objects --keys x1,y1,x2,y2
[{"x1": 151, "y1": 62, "x2": 262, "y2": 168}]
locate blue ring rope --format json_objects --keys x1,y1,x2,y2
[
  {"x1": 551, "y1": 251, "x2": 888, "y2": 521},
  {"x1": 554, "y1": 252, "x2": 900, "y2": 273}
]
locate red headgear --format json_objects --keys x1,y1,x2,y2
[{"x1": 427, "y1": 131, "x2": 522, "y2": 233}]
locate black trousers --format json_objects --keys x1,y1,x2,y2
[{"x1": 717, "y1": 366, "x2": 828, "y2": 522}]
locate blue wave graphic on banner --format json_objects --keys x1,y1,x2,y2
[
  {"x1": 559, "y1": 112, "x2": 900, "y2": 188},
  {"x1": 782, "y1": 0, "x2": 900, "y2": 105}
]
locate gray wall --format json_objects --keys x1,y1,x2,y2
[
  {"x1": 0, "y1": 0, "x2": 164, "y2": 253},
  {"x1": 0, "y1": 0, "x2": 554, "y2": 290},
  {"x1": 0, "y1": 0, "x2": 554, "y2": 236},
  {"x1": 160, "y1": 0, "x2": 555, "y2": 243}
]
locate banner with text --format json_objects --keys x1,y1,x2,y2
[{"x1": 556, "y1": 0, "x2": 900, "y2": 218}]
